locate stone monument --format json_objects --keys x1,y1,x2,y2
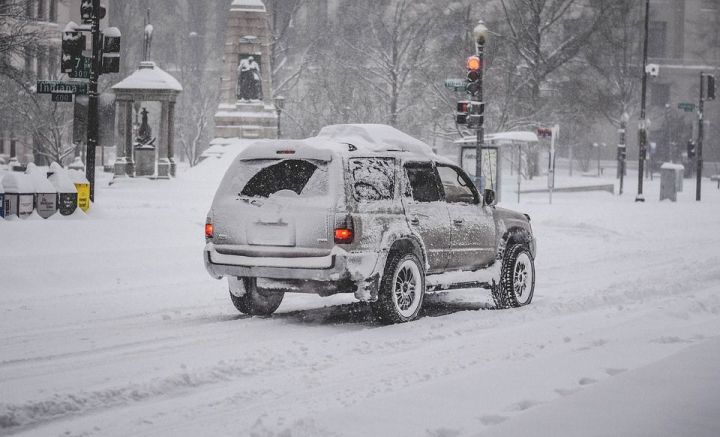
[
  {"x1": 214, "y1": 0, "x2": 278, "y2": 139},
  {"x1": 112, "y1": 15, "x2": 182, "y2": 179}
]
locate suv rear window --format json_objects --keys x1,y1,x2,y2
[
  {"x1": 220, "y1": 159, "x2": 328, "y2": 199},
  {"x1": 349, "y1": 158, "x2": 395, "y2": 201}
]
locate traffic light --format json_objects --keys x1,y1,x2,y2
[
  {"x1": 705, "y1": 74, "x2": 716, "y2": 101},
  {"x1": 61, "y1": 31, "x2": 85, "y2": 73},
  {"x1": 81, "y1": 0, "x2": 106, "y2": 24},
  {"x1": 467, "y1": 101, "x2": 484, "y2": 129},
  {"x1": 466, "y1": 55, "x2": 482, "y2": 97},
  {"x1": 617, "y1": 146, "x2": 627, "y2": 161},
  {"x1": 101, "y1": 27, "x2": 121, "y2": 74},
  {"x1": 456, "y1": 100, "x2": 469, "y2": 125},
  {"x1": 687, "y1": 140, "x2": 696, "y2": 159}
]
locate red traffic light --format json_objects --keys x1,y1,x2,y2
[
  {"x1": 457, "y1": 101, "x2": 470, "y2": 113},
  {"x1": 466, "y1": 56, "x2": 482, "y2": 71}
]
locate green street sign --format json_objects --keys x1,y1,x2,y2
[
  {"x1": 70, "y1": 56, "x2": 91, "y2": 79},
  {"x1": 51, "y1": 91, "x2": 74, "y2": 103},
  {"x1": 36, "y1": 80, "x2": 88, "y2": 95},
  {"x1": 678, "y1": 102, "x2": 696, "y2": 112},
  {"x1": 444, "y1": 78, "x2": 468, "y2": 92}
]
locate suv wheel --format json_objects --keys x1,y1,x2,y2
[
  {"x1": 493, "y1": 244, "x2": 535, "y2": 309},
  {"x1": 229, "y1": 278, "x2": 284, "y2": 316},
  {"x1": 372, "y1": 252, "x2": 425, "y2": 323}
]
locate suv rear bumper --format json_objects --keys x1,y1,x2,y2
[{"x1": 204, "y1": 243, "x2": 382, "y2": 288}]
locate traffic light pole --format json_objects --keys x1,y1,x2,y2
[
  {"x1": 636, "y1": 0, "x2": 650, "y2": 202},
  {"x1": 85, "y1": 0, "x2": 101, "y2": 202},
  {"x1": 474, "y1": 42, "x2": 484, "y2": 192},
  {"x1": 696, "y1": 72, "x2": 705, "y2": 201}
]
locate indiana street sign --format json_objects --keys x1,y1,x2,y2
[
  {"x1": 71, "y1": 56, "x2": 91, "y2": 79},
  {"x1": 444, "y1": 78, "x2": 468, "y2": 92},
  {"x1": 36, "y1": 80, "x2": 88, "y2": 95},
  {"x1": 52, "y1": 91, "x2": 74, "y2": 103},
  {"x1": 678, "y1": 102, "x2": 696, "y2": 112}
]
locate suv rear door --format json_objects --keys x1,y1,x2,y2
[
  {"x1": 401, "y1": 161, "x2": 452, "y2": 273},
  {"x1": 211, "y1": 155, "x2": 338, "y2": 257},
  {"x1": 436, "y1": 163, "x2": 496, "y2": 269}
]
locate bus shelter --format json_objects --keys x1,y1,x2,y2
[{"x1": 453, "y1": 131, "x2": 539, "y2": 203}]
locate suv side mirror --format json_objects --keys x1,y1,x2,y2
[{"x1": 483, "y1": 189, "x2": 496, "y2": 206}]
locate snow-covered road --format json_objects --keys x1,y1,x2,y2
[{"x1": 2, "y1": 162, "x2": 720, "y2": 436}]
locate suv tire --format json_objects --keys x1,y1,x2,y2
[
  {"x1": 372, "y1": 251, "x2": 425, "y2": 323},
  {"x1": 230, "y1": 278, "x2": 284, "y2": 316},
  {"x1": 493, "y1": 244, "x2": 535, "y2": 308}
]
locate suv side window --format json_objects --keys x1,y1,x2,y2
[
  {"x1": 404, "y1": 163, "x2": 442, "y2": 202},
  {"x1": 349, "y1": 157, "x2": 395, "y2": 201},
  {"x1": 436, "y1": 165, "x2": 478, "y2": 204}
]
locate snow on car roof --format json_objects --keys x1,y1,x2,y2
[
  {"x1": 316, "y1": 124, "x2": 435, "y2": 156},
  {"x1": 235, "y1": 125, "x2": 440, "y2": 163}
]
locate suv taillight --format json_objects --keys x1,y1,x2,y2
[
  {"x1": 334, "y1": 215, "x2": 354, "y2": 244},
  {"x1": 205, "y1": 222, "x2": 213, "y2": 239}
]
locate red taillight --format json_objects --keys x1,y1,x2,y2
[
  {"x1": 334, "y1": 228, "x2": 353, "y2": 244},
  {"x1": 205, "y1": 223, "x2": 213, "y2": 239},
  {"x1": 276, "y1": 149, "x2": 296, "y2": 155}
]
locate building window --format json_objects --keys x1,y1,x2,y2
[
  {"x1": 25, "y1": 0, "x2": 35, "y2": 19},
  {"x1": 49, "y1": 0, "x2": 57, "y2": 22},
  {"x1": 651, "y1": 83, "x2": 670, "y2": 107},
  {"x1": 24, "y1": 48, "x2": 33, "y2": 76},
  {"x1": 702, "y1": 0, "x2": 718, "y2": 11},
  {"x1": 37, "y1": 0, "x2": 46, "y2": 21},
  {"x1": 49, "y1": 46, "x2": 59, "y2": 78},
  {"x1": 648, "y1": 21, "x2": 667, "y2": 58}
]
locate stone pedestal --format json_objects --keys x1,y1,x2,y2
[
  {"x1": 214, "y1": 0, "x2": 277, "y2": 140},
  {"x1": 215, "y1": 102, "x2": 278, "y2": 139},
  {"x1": 135, "y1": 146, "x2": 155, "y2": 177}
]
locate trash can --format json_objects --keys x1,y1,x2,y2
[
  {"x1": 2, "y1": 172, "x2": 35, "y2": 218},
  {"x1": 660, "y1": 163, "x2": 684, "y2": 202},
  {"x1": 26, "y1": 163, "x2": 58, "y2": 219},
  {"x1": 68, "y1": 169, "x2": 90, "y2": 212},
  {"x1": 48, "y1": 162, "x2": 78, "y2": 216}
]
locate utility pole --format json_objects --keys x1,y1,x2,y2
[
  {"x1": 636, "y1": 0, "x2": 650, "y2": 202},
  {"x1": 618, "y1": 112, "x2": 629, "y2": 195},
  {"x1": 696, "y1": 72, "x2": 715, "y2": 201},
  {"x1": 86, "y1": 0, "x2": 101, "y2": 202}
]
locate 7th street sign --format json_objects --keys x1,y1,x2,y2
[
  {"x1": 678, "y1": 102, "x2": 696, "y2": 112},
  {"x1": 36, "y1": 80, "x2": 88, "y2": 95}
]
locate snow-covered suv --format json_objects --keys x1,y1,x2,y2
[{"x1": 204, "y1": 124, "x2": 536, "y2": 323}]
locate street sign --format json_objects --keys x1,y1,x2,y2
[
  {"x1": 52, "y1": 91, "x2": 74, "y2": 103},
  {"x1": 70, "y1": 56, "x2": 91, "y2": 79},
  {"x1": 444, "y1": 78, "x2": 468, "y2": 92},
  {"x1": 678, "y1": 102, "x2": 696, "y2": 112},
  {"x1": 36, "y1": 80, "x2": 88, "y2": 95}
]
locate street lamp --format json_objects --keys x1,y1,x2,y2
[
  {"x1": 636, "y1": 0, "x2": 650, "y2": 202},
  {"x1": 274, "y1": 95, "x2": 285, "y2": 139},
  {"x1": 618, "y1": 111, "x2": 629, "y2": 195},
  {"x1": 472, "y1": 20, "x2": 488, "y2": 192}
]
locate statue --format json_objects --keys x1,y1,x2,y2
[
  {"x1": 135, "y1": 107, "x2": 155, "y2": 147},
  {"x1": 236, "y1": 56, "x2": 263, "y2": 101}
]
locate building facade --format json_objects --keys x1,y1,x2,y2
[{"x1": 0, "y1": 0, "x2": 109, "y2": 165}]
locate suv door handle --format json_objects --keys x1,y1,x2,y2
[
  {"x1": 410, "y1": 217, "x2": 420, "y2": 226},
  {"x1": 453, "y1": 219, "x2": 464, "y2": 226}
]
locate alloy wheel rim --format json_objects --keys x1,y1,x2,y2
[
  {"x1": 513, "y1": 252, "x2": 533, "y2": 304},
  {"x1": 392, "y1": 260, "x2": 422, "y2": 317}
]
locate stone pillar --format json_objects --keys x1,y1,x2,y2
[
  {"x1": 157, "y1": 101, "x2": 170, "y2": 179},
  {"x1": 114, "y1": 100, "x2": 135, "y2": 177},
  {"x1": 168, "y1": 101, "x2": 176, "y2": 177}
]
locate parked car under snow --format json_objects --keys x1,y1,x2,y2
[{"x1": 204, "y1": 124, "x2": 536, "y2": 323}]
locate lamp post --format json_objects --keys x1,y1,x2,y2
[
  {"x1": 274, "y1": 95, "x2": 285, "y2": 139},
  {"x1": 618, "y1": 112, "x2": 629, "y2": 195},
  {"x1": 472, "y1": 21, "x2": 488, "y2": 192},
  {"x1": 636, "y1": 0, "x2": 650, "y2": 202}
]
